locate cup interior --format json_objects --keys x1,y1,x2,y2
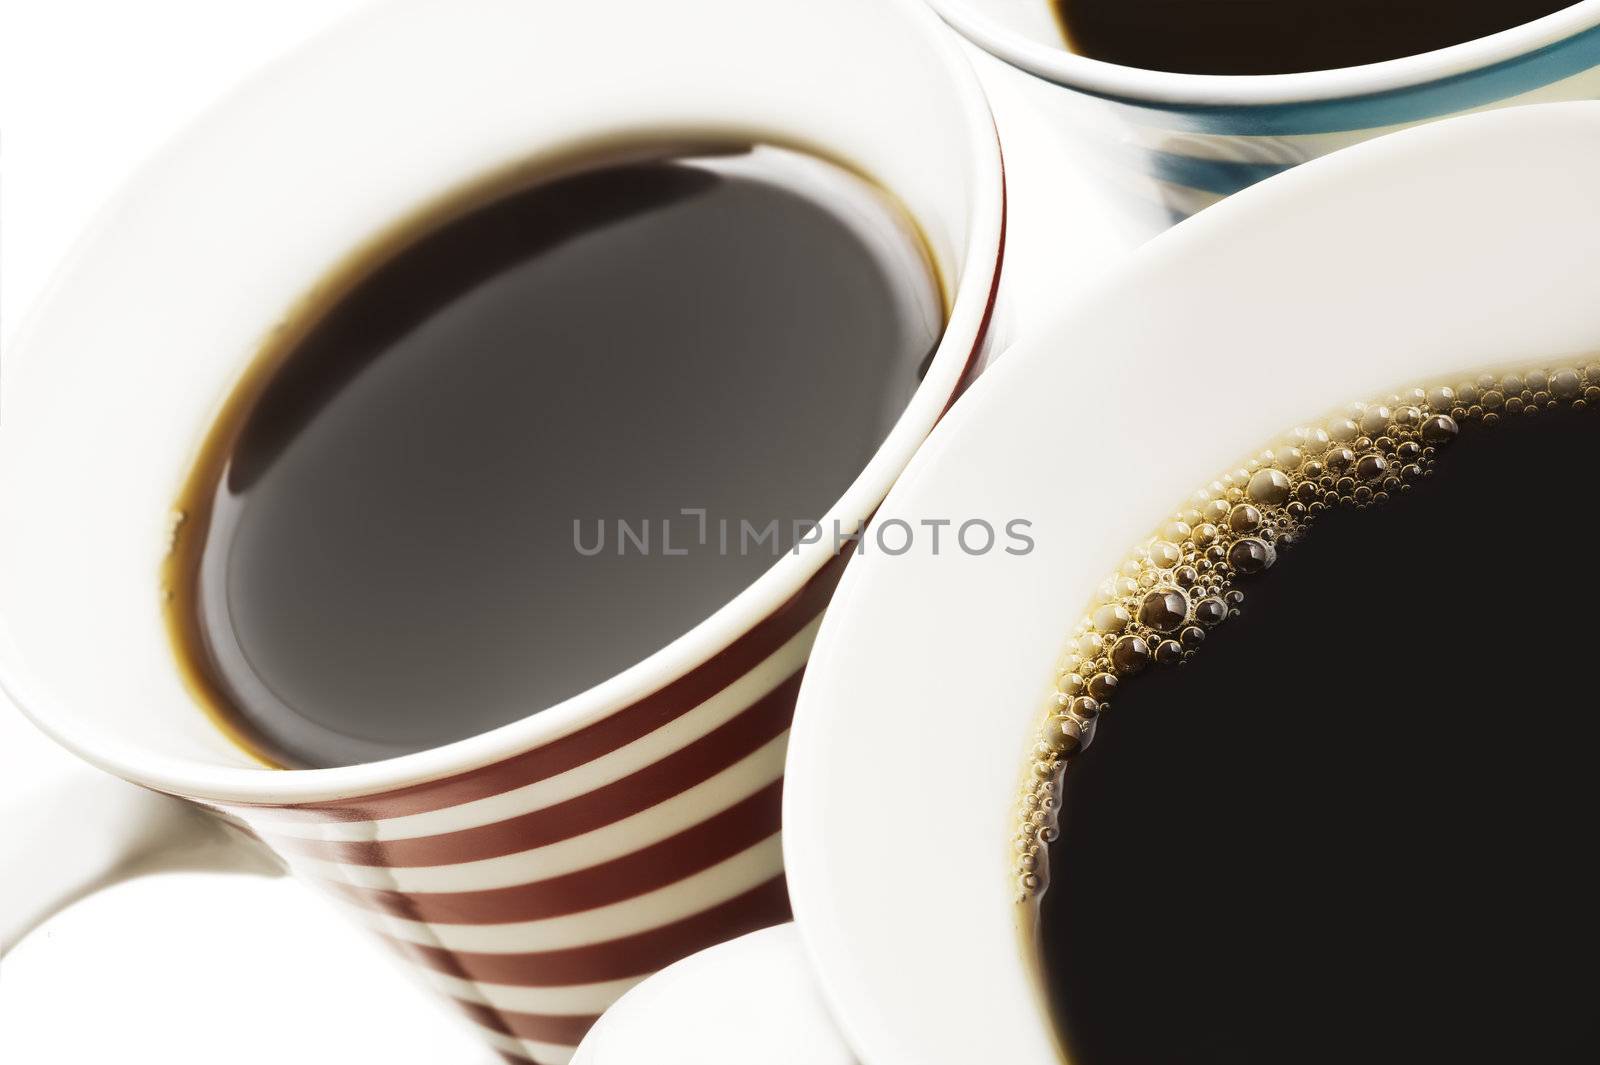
[
  {"x1": 0, "y1": 0, "x2": 1001, "y2": 801},
  {"x1": 783, "y1": 102, "x2": 1600, "y2": 1065}
]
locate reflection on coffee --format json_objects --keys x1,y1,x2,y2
[
  {"x1": 1017, "y1": 360, "x2": 1600, "y2": 1063},
  {"x1": 165, "y1": 144, "x2": 943, "y2": 769},
  {"x1": 1050, "y1": 0, "x2": 1580, "y2": 75}
]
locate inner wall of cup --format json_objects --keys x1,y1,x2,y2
[
  {"x1": 961, "y1": 0, "x2": 1069, "y2": 49},
  {"x1": 0, "y1": 0, "x2": 990, "y2": 774}
]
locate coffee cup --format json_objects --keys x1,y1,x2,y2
[
  {"x1": 0, "y1": 1, "x2": 1003, "y2": 1061},
  {"x1": 779, "y1": 103, "x2": 1600, "y2": 1064},
  {"x1": 926, "y1": 0, "x2": 1600, "y2": 229}
]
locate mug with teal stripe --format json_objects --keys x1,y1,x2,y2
[{"x1": 926, "y1": 1, "x2": 1600, "y2": 227}]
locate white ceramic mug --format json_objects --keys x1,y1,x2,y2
[
  {"x1": 0, "y1": 1, "x2": 1003, "y2": 1061},
  {"x1": 926, "y1": 0, "x2": 1600, "y2": 228},
  {"x1": 785, "y1": 100, "x2": 1600, "y2": 1065},
  {"x1": 589, "y1": 103, "x2": 1600, "y2": 1065}
]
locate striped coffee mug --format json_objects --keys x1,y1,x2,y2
[
  {"x1": 0, "y1": 0, "x2": 1004, "y2": 1062},
  {"x1": 927, "y1": 0, "x2": 1600, "y2": 228}
]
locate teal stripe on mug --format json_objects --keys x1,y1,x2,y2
[
  {"x1": 1145, "y1": 152, "x2": 1294, "y2": 196},
  {"x1": 1095, "y1": 20, "x2": 1600, "y2": 135}
]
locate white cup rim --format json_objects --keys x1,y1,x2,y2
[
  {"x1": 925, "y1": 0, "x2": 1600, "y2": 106},
  {"x1": 0, "y1": 0, "x2": 1004, "y2": 806}
]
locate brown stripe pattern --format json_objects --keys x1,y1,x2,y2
[{"x1": 210, "y1": 559, "x2": 837, "y2": 1063}]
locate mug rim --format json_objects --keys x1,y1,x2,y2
[
  {"x1": 784, "y1": 101, "x2": 1600, "y2": 1065},
  {"x1": 924, "y1": 0, "x2": 1600, "y2": 106},
  {"x1": 0, "y1": 0, "x2": 1005, "y2": 806}
]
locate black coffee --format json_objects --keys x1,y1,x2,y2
[
  {"x1": 166, "y1": 145, "x2": 942, "y2": 769},
  {"x1": 1050, "y1": 0, "x2": 1579, "y2": 75},
  {"x1": 1018, "y1": 363, "x2": 1600, "y2": 1064}
]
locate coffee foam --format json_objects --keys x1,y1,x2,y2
[{"x1": 1013, "y1": 357, "x2": 1600, "y2": 899}]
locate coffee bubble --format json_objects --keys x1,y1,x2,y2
[{"x1": 1013, "y1": 358, "x2": 1598, "y2": 898}]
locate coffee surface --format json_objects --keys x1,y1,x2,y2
[
  {"x1": 167, "y1": 145, "x2": 942, "y2": 769},
  {"x1": 1051, "y1": 0, "x2": 1579, "y2": 75},
  {"x1": 1027, "y1": 370, "x2": 1600, "y2": 1063}
]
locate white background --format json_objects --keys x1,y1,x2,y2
[{"x1": 0, "y1": 2, "x2": 1127, "y2": 1061}]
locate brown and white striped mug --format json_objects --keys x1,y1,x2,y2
[{"x1": 0, "y1": 0, "x2": 1004, "y2": 1061}]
